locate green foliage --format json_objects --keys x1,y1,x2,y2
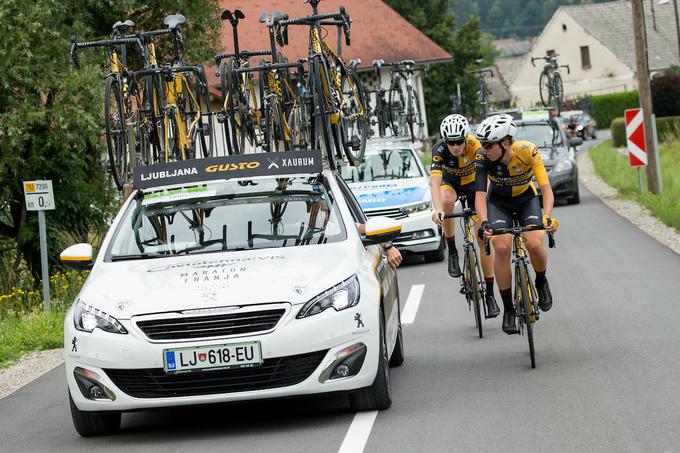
[
  {"x1": 590, "y1": 140, "x2": 680, "y2": 231},
  {"x1": 587, "y1": 91, "x2": 640, "y2": 129},
  {"x1": 385, "y1": 1, "x2": 491, "y2": 133},
  {"x1": 610, "y1": 115, "x2": 680, "y2": 147},
  {"x1": 651, "y1": 74, "x2": 680, "y2": 118},
  {"x1": 0, "y1": 0, "x2": 220, "y2": 284},
  {"x1": 0, "y1": 307, "x2": 67, "y2": 368}
]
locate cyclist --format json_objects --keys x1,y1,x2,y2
[
  {"x1": 431, "y1": 114, "x2": 499, "y2": 318},
  {"x1": 474, "y1": 114, "x2": 558, "y2": 335}
]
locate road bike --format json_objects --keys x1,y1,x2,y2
[
  {"x1": 468, "y1": 59, "x2": 494, "y2": 119},
  {"x1": 388, "y1": 60, "x2": 424, "y2": 142},
  {"x1": 485, "y1": 222, "x2": 555, "y2": 368},
  {"x1": 70, "y1": 21, "x2": 149, "y2": 190},
  {"x1": 531, "y1": 54, "x2": 570, "y2": 115},
  {"x1": 444, "y1": 196, "x2": 487, "y2": 338}
]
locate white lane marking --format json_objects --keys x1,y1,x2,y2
[
  {"x1": 401, "y1": 284, "x2": 425, "y2": 325},
  {"x1": 338, "y1": 410, "x2": 379, "y2": 453}
]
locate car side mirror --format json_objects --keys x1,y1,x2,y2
[
  {"x1": 60, "y1": 243, "x2": 94, "y2": 271},
  {"x1": 569, "y1": 137, "x2": 583, "y2": 148},
  {"x1": 361, "y1": 217, "x2": 402, "y2": 245}
]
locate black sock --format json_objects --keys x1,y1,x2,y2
[
  {"x1": 535, "y1": 270, "x2": 546, "y2": 285},
  {"x1": 485, "y1": 277, "x2": 495, "y2": 297},
  {"x1": 445, "y1": 236, "x2": 457, "y2": 254},
  {"x1": 500, "y1": 288, "x2": 513, "y2": 312}
]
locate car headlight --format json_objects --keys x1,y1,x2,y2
[
  {"x1": 74, "y1": 299, "x2": 128, "y2": 334},
  {"x1": 400, "y1": 201, "x2": 431, "y2": 216},
  {"x1": 296, "y1": 276, "x2": 360, "y2": 318},
  {"x1": 577, "y1": 125, "x2": 584, "y2": 131},
  {"x1": 552, "y1": 159, "x2": 573, "y2": 174}
]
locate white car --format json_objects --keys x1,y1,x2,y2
[
  {"x1": 60, "y1": 151, "x2": 404, "y2": 436},
  {"x1": 341, "y1": 139, "x2": 444, "y2": 262}
]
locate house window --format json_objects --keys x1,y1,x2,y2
[
  {"x1": 562, "y1": 24, "x2": 567, "y2": 31},
  {"x1": 580, "y1": 46, "x2": 591, "y2": 69},
  {"x1": 547, "y1": 49, "x2": 556, "y2": 57}
]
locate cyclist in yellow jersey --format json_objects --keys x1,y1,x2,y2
[
  {"x1": 474, "y1": 114, "x2": 558, "y2": 334},
  {"x1": 431, "y1": 114, "x2": 499, "y2": 318}
]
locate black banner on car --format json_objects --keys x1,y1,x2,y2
[{"x1": 133, "y1": 150, "x2": 324, "y2": 190}]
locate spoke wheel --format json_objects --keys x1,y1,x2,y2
[
  {"x1": 553, "y1": 73, "x2": 564, "y2": 115},
  {"x1": 539, "y1": 71, "x2": 550, "y2": 108},
  {"x1": 340, "y1": 67, "x2": 368, "y2": 165},
  {"x1": 193, "y1": 66, "x2": 214, "y2": 158},
  {"x1": 517, "y1": 261, "x2": 536, "y2": 368},
  {"x1": 387, "y1": 83, "x2": 405, "y2": 137},
  {"x1": 310, "y1": 57, "x2": 335, "y2": 169},
  {"x1": 406, "y1": 87, "x2": 424, "y2": 142},
  {"x1": 467, "y1": 247, "x2": 483, "y2": 338},
  {"x1": 104, "y1": 76, "x2": 129, "y2": 190}
]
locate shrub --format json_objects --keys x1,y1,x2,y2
[
  {"x1": 610, "y1": 115, "x2": 680, "y2": 147},
  {"x1": 651, "y1": 74, "x2": 680, "y2": 117},
  {"x1": 589, "y1": 91, "x2": 640, "y2": 128}
]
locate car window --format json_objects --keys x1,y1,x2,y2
[
  {"x1": 515, "y1": 123, "x2": 564, "y2": 148},
  {"x1": 339, "y1": 148, "x2": 422, "y2": 182},
  {"x1": 335, "y1": 174, "x2": 367, "y2": 224},
  {"x1": 107, "y1": 177, "x2": 347, "y2": 260}
]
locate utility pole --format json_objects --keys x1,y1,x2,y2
[
  {"x1": 674, "y1": 0, "x2": 680, "y2": 64},
  {"x1": 631, "y1": 0, "x2": 661, "y2": 194}
]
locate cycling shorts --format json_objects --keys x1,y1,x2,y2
[
  {"x1": 487, "y1": 187, "x2": 542, "y2": 229},
  {"x1": 441, "y1": 177, "x2": 476, "y2": 209}
]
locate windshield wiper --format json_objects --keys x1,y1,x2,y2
[{"x1": 110, "y1": 253, "x2": 165, "y2": 261}]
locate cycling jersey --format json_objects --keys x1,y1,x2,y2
[
  {"x1": 430, "y1": 135, "x2": 482, "y2": 188},
  {"x1": 474, "y1": 140, "x2": 550, "y2": 198}
]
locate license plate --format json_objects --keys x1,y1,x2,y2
[{"x1": 163, "y1": 341, "x2": 262, "y2": 373}]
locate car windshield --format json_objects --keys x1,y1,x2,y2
[
  {"x1": 515, "y1": 123, "x2": 563, "y2": 148},
  {"x1": 340, "y1": 148, "x2": 423, "y2": 182},
  {"x1": 107, "y1": 177, "x2": 346, "y2": 261}
]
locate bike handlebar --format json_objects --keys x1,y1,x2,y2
[
  {"x1": 70, "y1": 35, "x2": 147, "y2": 69},
  {"x1": 483, "y1": 223, "x2": 556, "y2": 255},
  {"x1": 215, "y1": 49, "x2": 273, "y2": 66},
  {"x1": 443, "y1": 209, "x2": 477, "y2": 219}
]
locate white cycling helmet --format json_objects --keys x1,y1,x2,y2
[
  {"x1": 475, "y1": 114, "x2": 517, "y2": 142},
  {"x1": 440, "y1": 114, "x2": 469, "y2": 141}
]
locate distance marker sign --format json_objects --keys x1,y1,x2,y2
[{"x1": 23, "y1": 180, "x2": 55, "y2": 211}]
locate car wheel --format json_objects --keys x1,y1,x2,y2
[
  {"x1": 567, "y1": 185, "x2": 581, "y2": 205},
  {"x1": 349, "y1": 312, "x2": 392, "y2": 411},
  {"x1": 423, "y1": 237, "x2": 445, "y2": 262},
  {"x1": 389, "y1": 311, "x2": 405, "y2": 367},
  {"x1": 592, "y1": 130, "x2": 597, "y2": 139},
  {"x1": 69, "y1": 391, "x2": 121, "y2": 437}
]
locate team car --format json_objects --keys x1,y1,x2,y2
[
  {"x1": 340, "y1": 138, "x2": 445, "y2": 262},
  {"x1": 60, "y1": 151, "x2": 404, "y2": 436}
]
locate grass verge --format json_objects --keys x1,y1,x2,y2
[
  {"x1": 0, "y1": 307, "x2": 66, "y2": 368},
  {"x1": 590, "y1": 139, "x2": 680, "y2": 231}
]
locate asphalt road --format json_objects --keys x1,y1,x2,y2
[{"x1": 3, "y1": 136, "x2": 680, "y2": 452}]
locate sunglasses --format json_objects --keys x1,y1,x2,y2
[
  {"x1": 481, "y1": 141, "x2": 498, "y2": 150},
  {"x1": 446, "y1": 138, "x2": 466, "y2": 146}
]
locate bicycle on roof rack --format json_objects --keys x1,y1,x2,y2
[
  {"x1": 388, "y1": 59, "x2": 425, "y2": 142},
  {"x1": 275, "y1": 0, "x2": 369, "y2": 169},
  {"x1": 531, "y1": 54, "x2": 570, "y2": 116},
  {"x1": 468, "y1": 59, "x2": 494, "y2": 120}
]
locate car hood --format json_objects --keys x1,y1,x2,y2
[
  {"x1": 538, "y1": 147, "x2": 565, "y2": 167},
  {"x1": 348, "y1": 177, "x2": 430, "y2": 210},
  {"x1": 79, "y1": 245, "x2": 360, "y2": 318}
]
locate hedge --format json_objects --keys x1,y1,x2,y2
[
  {"x1": 589, "y1": 91, "x2": 640, "y2": 129},
  {"x1": 610, "y1": 115, "x2": 680, "y2": 147}
]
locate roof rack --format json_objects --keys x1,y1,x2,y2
[{"x1": 132, "y1": 150, "x2": 324, "y2": 190}]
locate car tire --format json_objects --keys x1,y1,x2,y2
[
  {"x1": 567, "y1": 184, "x2": 581, "y2": 205},
  {"x1": 592, "y1": 130, "x2": 597, "y2": 139},
  {"x1": 69, "y1": 391, "x2": 121, "y2": 437},
  {"x1": 349, "y1": 312, "x2": 392, "y2": 411},
  {"x1": 389, "y1": 311, "x2": 405, "y2": 367},
  {"x1": 423, "y1": 237, "x2": 445, "y2": 262}
]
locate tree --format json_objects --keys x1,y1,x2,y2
[
  {"x1": 0, "y1": 0, "x2": 220, "y2": 283},
  {"x1": 385, "y1": 0, "x2": 490, "y2": 133}
]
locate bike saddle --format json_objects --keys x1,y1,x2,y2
[
  {"x1": 112, "y1": 20, "x2": 134, "y2": 32},
  {"x1": 164, "y1": 14, "x2": 186, "y2": 29},
  {"x1": 350, "y1": 59, "x2": 362, "y2": 69},
  {"x1": 372, "y1": 59, "x2": 384, "y2": 68},
  {"x1": 221, "y1": 9, "x2": 245, "y2": 26},
  {"x1": 400, "y1": 59, "x2": 415, "y2": 66}
]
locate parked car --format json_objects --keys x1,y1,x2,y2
[
  {"x1": 562, "y1": 110, "x2": 597, "y2": 140},
  {"x1": 514, "y1": 117, "x2": 582, "y2": 204},
  {"x1": 341, "y1": 138, "x2": 445, "y2": 262},
  {"x1": 60, "y1": 151, "x2": 404, "y2": 436}
]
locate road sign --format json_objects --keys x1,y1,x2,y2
[
  {"x1": 625, "y1": 108, "x2": 648, "y2": 167},
  {"x1": 23, "y1": 180, "x2": 55, "y2": 211}
]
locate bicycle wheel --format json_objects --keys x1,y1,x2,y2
[
  {"x1": 288, "y1": 90, "x2": 312, "y2": 150},
  {"x1": 193, "y1": 65, "x2": 214, "y2": 158},
  {"x1": 310, "y1": 57, "x2": 335, "y2": 169},
  {"x1": 553, "y1": 73, "x2": 564, "y2": 115},
  {"x1": 148, "y1": 76, "x2": 166, "y2": 164},
  {"x1": 104, "y1": 76, "x2": 129, "y2": 190},
  {"x1": 538, "y1": 72, "x2": 550, "y2": 108},
  {"x1": 220, "y1": 60, "x2": 238, "y2": 155},
  {"x1": 466, "y1": 247, "x2": 483, "y2": 338},
  {"x1": 406, "y1": 86, "x2": 424, "y2": 142},
  {"x1": 387, "y1": 82, "x2": 405, "y2": 136},
  {"x1": 517, "y1": 261, "x2": 536, "y2": 368},
  {"x1": 340, "y1": 67, "x2": 368, "y2": 165}
]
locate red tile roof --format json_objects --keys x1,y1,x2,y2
[{"x1": 207, "y1": 0, "x2": 452, "y2": 92}]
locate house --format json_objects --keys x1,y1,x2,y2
[
  {"x1": 209, "y1": 0, "x2": 452, "y2": 138},
  {"x1": 505, "y1": 0, "x2": 680, "y2": 108}
]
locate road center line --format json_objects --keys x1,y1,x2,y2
[
  {"x1": 401, "y1": 284, "x2": 425, "y2": 325},
  {"x1": 338, "y1": 410, "x2": 378, "y2": 453}
]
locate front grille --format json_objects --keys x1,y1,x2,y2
[
  {"x1": 104, "y1": 350, "x2": 328, "y2": 398},
  {"x1": 136, "y1": 308, "x2": 286, "y2": 341},
  {"x1": 364, "y1": 207, "x2": 407, "y2": 220}
]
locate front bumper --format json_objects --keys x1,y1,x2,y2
[
  {"x1": 65, "y1": 302, "x2": 381, "y2": 412},
  {"x1": 549, "y1": 168, "x2": 578, "y2": 199}
]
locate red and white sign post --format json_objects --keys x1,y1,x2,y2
[{"x1": 625, "y1": 108, "x2": 647, "y2": 193}]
